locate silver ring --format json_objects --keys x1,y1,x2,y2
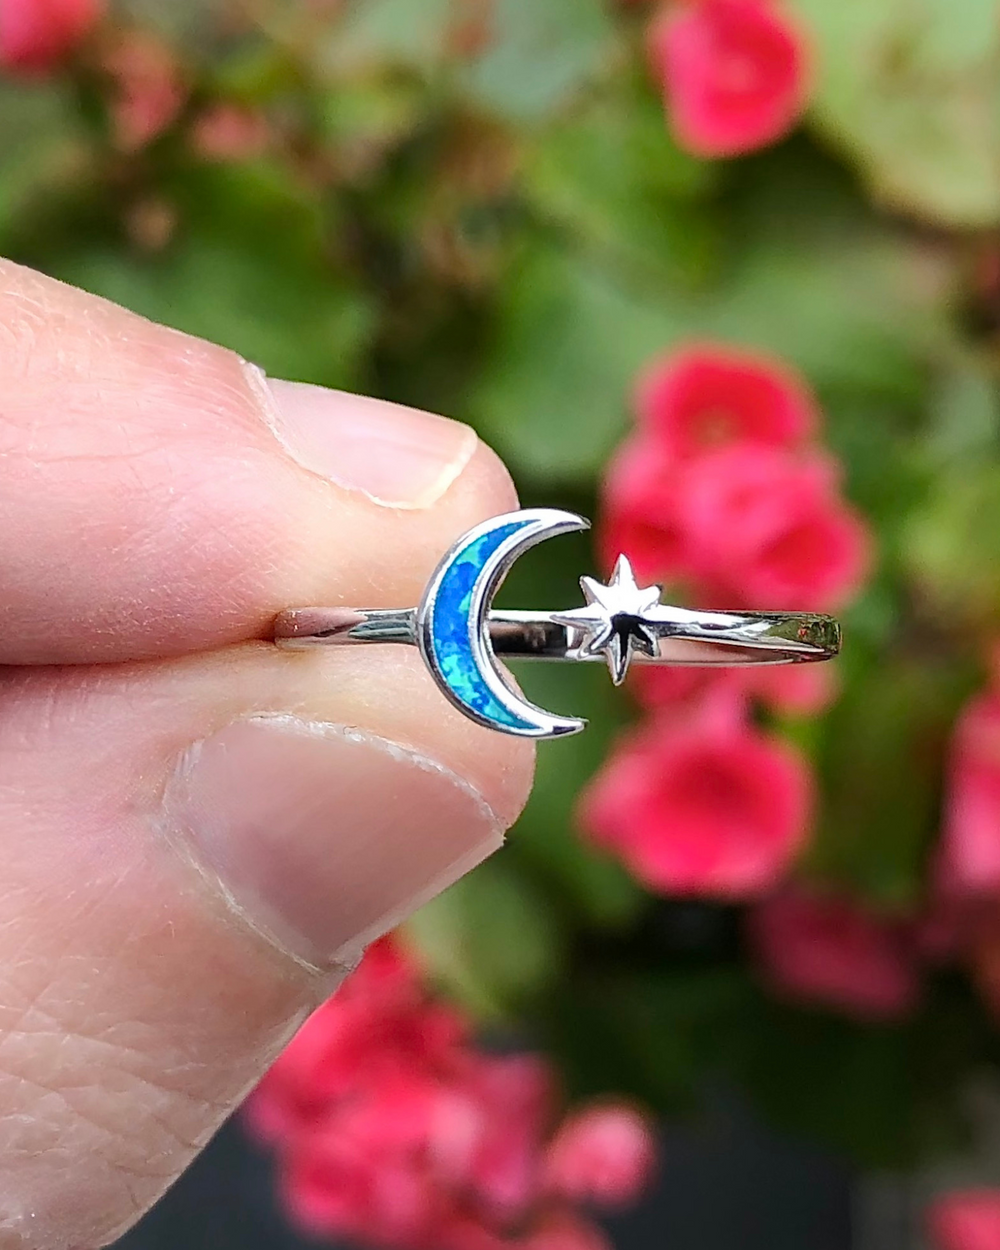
[{"x1": 273, "y1": 508, "x2": 841, "y2": 739}]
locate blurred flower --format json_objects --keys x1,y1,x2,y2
[
  {"x1": 943, "y1": 691, "x2": 1000, "y2": 895},
  {"x1": 0, "y1": 0, "x2": 101, "y2": 72},
  {"x1": 282, "y1": 1054, "x2": 552, "y2": 1247},
  {"x1": 648, "y1": 0, "x2": 811, "y2": 158},
  {"x1": 634, "y1": 344, "x2": 816, "y2": 457},
  {"x1": 596, "y1": 340, "x2": 868, "y2": 903},
  {"x1": 518, "y1": 1213, "x2": 613, "y2": 1250},
  {"x1": 747, "y1": 887, "x2": 921, "y2": 1021},
  {"x1": 446, "y1": 0, "x2": 493, "y2": 58},
  {"x1": 124, "y1": 196, "x2": 177, "y2": 252},
  {"x1": 246, "y1": 938, "x2": 649, "y2": 1250},
  {"x1": 600, "y1": 435, "x2": 688, "y2": 583},
  {"x1": 544, "y1": 1104, "x2": 657, "y2": 1208},
  {"x1": 744, "y1": 662, "x2": 838, "y2": 714},
  {"x1": 632, "y1": 661, "x2": 837, "y2": 717},
  {"x1": 602, "y1": 342, "x2": 871, "y2": 606},
  {"x1": 603, "y1": 440, "x2": 869, "y2": 611},
  {"x1": 100, "y1": 31, "x2": 184, "y2": 152},
  {"x1": 928, "y1": 1190, "x2": 1000, "y2": 1250},
  {"x1": 580, "y1": 703, "x2": 812, "y2": 897},
  {"x1": 911, "y1": 879, "x2": 977, "y2": 966},
  {"x1": 679, "y1": 444, "x2": 871, "y2": 610},
  {"x1": 191, "y1": 103, "x2": 270, "y2": 162},
  {"x1": 245, "y1": 939, "x2": 468, "y2": 1146}
]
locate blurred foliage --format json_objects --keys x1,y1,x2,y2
[{"x1": 8, "y1": 0, "x2": 1000, "y2": 1173}]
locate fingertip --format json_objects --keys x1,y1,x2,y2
[{"x1": 447, "y1": 429, "x2": 521, "y2": 518}]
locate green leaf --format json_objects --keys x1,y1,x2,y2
[
  {"x1": 473, "y1": 178, "x2": 943, "y2": 482},
  {"x1": 49, "y1": 163, "x2": 374, "y2": 388},
  {"x1": 523, "y1": 83, "x2": 720, "y2": 287},
  {"x1": 701, "y1": 151, "x2": 948, "y2": 400},
  {"x1": 510, "y1": 665, "x2": 646, "y2": 927},
  {"x1": 924, "y1": 358, "x2": 1000, "y2": 466},
  {"x1": 807, "y1": 647, "x2": 975, "y2": 908},
  {"x1": 735, "y1": 981, "x2": 989, "y2": 1167},
  {"x1": 470, "y1": 242, "x2": 688, "y2": 481},
  {"x1": 904, "y1": 364, "x2": 1000, "y2": 628},
  {"x1": 110, "y1": 0, "x2": 216, "y2": 41},
  {"x1": 316, "y1": 0, "x2": 454, "y2": 76},
  {"x1": 544, "y1": 964, "x2": 751, "y2": 1106},
  {"x1": 318, "y1": 78, "x2": 425, "y2": 161},
  {"x1": 403, "y1": 859, "x2": 566, "y2": 1019},
  {"x1": 905, "y1": 459, "x2": 1000, "y2": 629},
  {"x1": 789, "y1": 0, "x2": 1000, "y2": 227},
  {"x1": 461, "y1": 0, "x2": 616, "y2": 122},
  {"x1": 0, "y1": 81, "x2": 84, "y2": 235}
]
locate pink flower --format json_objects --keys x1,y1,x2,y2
[
  {"x1": 601, "y1": 347, "x2": 870, "y2": 607},
  {"x1": 745, "y1": 662, "x2": 838, "y2": 715},
  {"x1": 747, "y1": 888, "x2": 921, "y2": 1022},
  {"x1": 648, "y1": 0, "x2": 811, "y2": 158},
  {"x1": 100, "y1": 32, "x2": 184, "y2": 151},
  {"x1": 942, "y1": 692, "x2": 1000, "y2": 895},
  {"x1": 928, "y1": 1190, "x2": 1000, "y2": 1250},
  {"x1": 244, "y1": 939, "x2": 468, "y2": 1146},
  {"x1": 191, "y1": 103, "x2": 270, "y2": 161},
  {"x1": 632, "y1": 660, "x2": 837, "y2": 717},
  {"x1": 519, "y1": 1212, "x2": 614, "y2": 1250},
  {"x1": 629, "y1": 663, "x2": 725, "y2": 710},
  {"x1": 679, "y1": 444, "x2": 871, "y2": 610},
  {"x1": 544, "y1": 1104, "x2": 657, "y2": 1209},
  {"x1": 599, "y1": 435, "x2": 689, "y2": 584},
  {"x1": 246, "y1": 939, "x2": 645, "y2": 1250},
  {"x1": 580, "y1": 707, "x2": 812, "y2": 897},
  {"x1": 634, "y1": 345, "x2": 816, "y2": 457},
  {"x1": 0, "y1": 0, "x2": 101, "y2": 71}
]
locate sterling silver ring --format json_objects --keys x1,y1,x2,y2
[{"x1": 273, "y1": 508, "x2": 841, "y2": 739}]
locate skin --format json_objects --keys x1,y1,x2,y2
[{"x1": 0, "y1": 259, "x2": 535, "y2": 1249}]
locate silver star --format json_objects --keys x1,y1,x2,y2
[{"x1": 552, "y1": 555, "x2": 666, "y2": 685}]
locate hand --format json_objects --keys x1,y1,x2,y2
[{"x1": 0, "y1": 260, "x2": 534, "y2": 1249}]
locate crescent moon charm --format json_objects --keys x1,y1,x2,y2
[
  {"x1": 415, "y1": 509, "x2": 591, "y2": 739},
  {"x1": 273, "y1": 508, "x2": 842, "y2": 739}
]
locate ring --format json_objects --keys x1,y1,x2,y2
[{"x1": 273, "y1": 508, "x2": 841, "y2": 739}]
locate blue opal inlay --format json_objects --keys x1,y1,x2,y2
[{"x1": 429, "y1": 520, "x2": 535, "y2": 731}]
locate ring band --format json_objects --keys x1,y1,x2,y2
[
  {"x1": 274, "y1": 605, "x2": 840, "y2": 667},
  {"x1": 272, "y1": 508, "x2": 841, "y2": 739}
]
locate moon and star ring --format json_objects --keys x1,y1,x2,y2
[{"x1": 272, "y1": 508, "x2": 841, "y2": 740}]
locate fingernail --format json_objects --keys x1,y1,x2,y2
[
  {"x1": 161, "y1": 715, "x2": 503, "y2": 968},
  {"x1": 253, "y1": 369, "x2": 478, "y2": 508}
]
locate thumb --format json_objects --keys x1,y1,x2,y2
[{"x1": 0, "y1": 263, "x2": 534, "y2": 1248}]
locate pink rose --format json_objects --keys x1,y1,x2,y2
[
  {"x1": 518, "y1": 1212, "x2": 614, "y2": 1250},
  {"x1": 580, "y1": 707, "x2": 812, "y2": 897},
  {"x1": 679, "y1": 444, "x2": 871, "y2": 610},
  {"x1": 942, "y1": 692, "x2": 1000, "y2": 895},
  {"x1": 245, "y1": 939, "x2": 639, "y2": 1250},
  {"x1": 634, "y1": 344, "x2": 816, "y2": 457},
  {"x1": 191, "y1": 103, "x2": 270, "y2": 162},
  {"x1": 0, "y1": 0, "x2": 101, "y2": 72},
  {"x1": 631, "y1": 659, "x2": 837, "y2": 717},
  {"x1": 599, "y1": 435, "x2": 689, "y2": 584},
  {"x1": 928, "y1": 1190, "x2": 1000, "y2": 1250},
  {"x1": 747, "y1": 887, "x2": 921, "y2": 1021},
  {"x1": 544, "y1": 1103, "x2": 657, "y2": 1208},
  {"x1": 648, "y1": 0, "x2": 811, "y2": 158},
  {"x1": 100, "y1": 32, "x2": 184, "y2": 152}
]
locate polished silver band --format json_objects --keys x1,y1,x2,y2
[{"x1": 273, "y1": 605, "x2": 841, "y2": 667}]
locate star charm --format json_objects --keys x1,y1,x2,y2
[{"x1": 552, "y1": 555, "x2": 666, "y2": 685}]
